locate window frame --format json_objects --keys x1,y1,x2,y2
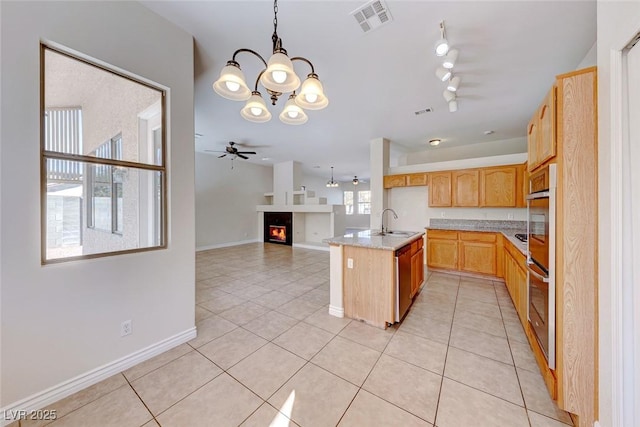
[
  {"x1": 357, "y1": 190, "x2": 372, "y2": 215},
  {"x1": 343, "y1": 190, "x2": 354, "y2": 215},
  {"x1": 86, "y1": 134, "x2": 123, "y2": 234},
  {"x1": 40, "y1": 44, "x2": 168, "y2": 264}
]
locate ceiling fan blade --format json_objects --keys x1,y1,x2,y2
[
  {"x1": 236, "y1": 151, "x2": 256, "y2": 155},
  {"x1": 237, "y1": 154, "x2": 249, "y2": 160},
  {"x1": 204, "y1": 150, "x2": 226, "y2": 153},
  {"x1": 218, "y1": 154, "x2": 227, "y2": 158}
]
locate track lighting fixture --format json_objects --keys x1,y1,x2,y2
[
  {"x1": 447, "y1": 76, "x2": 461, "y2": 92},
  {"x1": 213, "y1": 0, "x2": 328, "y2": 124},
  {"x1": 434, "y1": 21, "x2": 449, "y2": 56},
  {"x1": 434, "y1": 20, "x2": 461, "y2": 112},
  {"x1": 442, "y1": 49, "x2": 458, "y2": 69}
]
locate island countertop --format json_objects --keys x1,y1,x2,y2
[{"x1": 323, "y1": 229, "x2": 425, "y2": 251}]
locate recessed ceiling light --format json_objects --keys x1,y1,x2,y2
[
  {"x1": 261, "y1": 157, "x2": 271, "y2": 161},
  {"x1": 484, "y1": 130, "x2": 495, "y2": 135},
  {"x1": 429, "y1": 139, "x2": 442, "y2": 146}
]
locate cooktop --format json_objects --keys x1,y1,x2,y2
[{"x1": 515, "y1": 233, "x2": 528, "y2": 243}]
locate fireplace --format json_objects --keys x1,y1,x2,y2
[{"x1": 264, "y1": 212, "x2": 292, "y2": 246}]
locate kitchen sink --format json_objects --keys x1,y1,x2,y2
[{"x1": 372, "y1": 230, "x2": 417, "y2": 237}]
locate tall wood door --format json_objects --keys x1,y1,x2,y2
[
  {"x1": 480, "y1": 166, "x2": 517, "y2": 207},
  {"x1": 427, "y1": 239, "x2": 457, "y2": 270},
  {"x1": 452, "y1": 169, "x2": 479, "y2": 207},
  {"x1": 428, "y1": 172, "x2": 452, "y2": 207},
  {"x1": 458, "y1": 241, "x2": 497, "y2": 276}
]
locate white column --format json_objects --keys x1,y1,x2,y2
[
  {"x1": 370, "y1": 137, "x2": 390, "y2": 229},
  {"x1": 328, "y1": 244, "x2": 344, "y2": 317}
]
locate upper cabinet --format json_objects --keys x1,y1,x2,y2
[
  {"x1": 480, "y1": 166, "x2": 517, "y2": 207},
  {"x1": 452, "y1": 169, "x2": 479, "y2": 207},
  {"x1": 428, "y1": 172, "x2": 452, "y2": 207},
  {"x1": 528, "y1": 87, "x2": 556, "y2": 172},
  {"x1": 383, "y1": 172, "x2": 428, "y2": 189}
]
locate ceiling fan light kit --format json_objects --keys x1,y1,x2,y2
[
  {"x1": 212, "y1": 0, "x2": 328, "y2": 125},
  {"x1": 434, "y1": 20, "x2": 461, "y2": 113}
]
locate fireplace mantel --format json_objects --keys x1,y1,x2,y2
[{"x1": 256, "y1": 204, "x2": 341, "y2": 213}]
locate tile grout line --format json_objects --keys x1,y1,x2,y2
[{"x1": 431, "y1": 274, "x2": 461, "y2": 427}]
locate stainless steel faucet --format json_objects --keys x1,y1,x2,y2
[{"x1": 380, "y1": 208, "x2": 398, "y2": 234}]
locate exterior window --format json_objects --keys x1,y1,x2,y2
[
  {"x1": 42, "y1": 45, "x2": 166, "y2": 263},
  {"x1": 87, "y1": 135, "x2": 123, "y2": 234},
  {"x1": 343, "y1": 191, "x2": 354, "y2": 215},
  {"x1": 358, "y1": 191, "x2": 372, "y2": 214}
]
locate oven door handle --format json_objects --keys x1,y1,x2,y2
[{"x1": 526, "y1": 261, "x2": 550, "y2": 283}]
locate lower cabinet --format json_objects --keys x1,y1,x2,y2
[
  {"x1": 410, "y1": 242, "x2": 424, "y2": 297},
  {"x1": 503, "y1": 242, "x2": 528, "y2": 324},
  {"x1": 427, "y1": 229, "x2": 501, "y2": 277}
]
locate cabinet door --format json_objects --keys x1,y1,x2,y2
[
  {"x1": 407, "y1": 173, "x2": 428, "y2": 186},
  {"x1": 410, "y1": 247, "x2": 425, "y2": 297},
  {"x1": 516, "y1": 163, "x2": 528, "y2": 208},
  {"x1": 516, "y1": 264, "x2": 528, "y2": 325},
  {"x1": 384, "y1": 175, "x2": 407, "y2": 189},
  {"x1": 427, "y1": 239, "x2": 458, "y2": 270},
  {"x1": 453, "y1": 169, "x2": 480, "y2": 207},
  {"x1": 538, "y1": 87, "x2": 556, "y2": 166},
  {"x1": 459, "y1": 241, "x2": 497, "y2": 275},
  {"x1": 527, "y1": 118, "x2": 539, "y2": 172},
  {"x1": 428, "y1": 172, "x2": 452, "y2": 207},
  {"x1": 480, "y1": 166, "x2": 517, "y2": 207}
]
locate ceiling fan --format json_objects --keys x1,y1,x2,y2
[
  {"x1": 205, "y1": 141, "x2": 256, "y2": 160},
  {"x1": 352, "y1": 176, "x2": 367, "y2": 185}
]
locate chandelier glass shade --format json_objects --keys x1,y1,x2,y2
[
  {"x1": 212, "y1": 0, "x2": 328, "y2": 124},
  {"x1": 326, "y1": 167, "x2": 339, "y2": 187}
]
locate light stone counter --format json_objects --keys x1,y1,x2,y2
[
  {"x1": 426, "y1": 219, "x2": 527, "y2": 256},
  {"x1": 323, "y1": 229, "x2": 424, "y2": 251}
]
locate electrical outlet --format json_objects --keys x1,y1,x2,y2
[
  {"x1": 507, "y1": 213, "x2": 514, "y2": 220},
  {"x1": 347, "y1": 258, "x2": 354, "y2": 269},
  {"x1": 121, "y1": 320, "x2": 132, "y2": 337},
  {"x1": 440, "y1": 211, "x2": 446, "y2": 218}
]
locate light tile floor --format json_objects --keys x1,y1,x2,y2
[{"x1": 14, "y1": 243, "x2": 573, "y2": 427}]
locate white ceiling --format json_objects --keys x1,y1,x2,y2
[{"x1": 141, "y1": 0, "x2": 596, "y2": 182}]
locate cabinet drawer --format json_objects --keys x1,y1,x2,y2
[
  {"x1": 427, "y1": 229, "x2": 458, "y2": 240},
  {"x1": 459, "y1": 231, "x2": 497, "y2": 243}
]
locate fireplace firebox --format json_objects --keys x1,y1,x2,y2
[{"x1": 264, "y1": 212, "x2": 292, "y2": 246}]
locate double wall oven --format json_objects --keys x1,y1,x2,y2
[{"x1": 526, "y1": 164, "x2": 557, "y2": 369}]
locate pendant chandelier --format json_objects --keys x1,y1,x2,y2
[
  {"x1": 326, "y1": 167, "x2": 339, "y2": 188},
  {"x1": 213, "y1": 0, "x2": 329, "y2": 125}
]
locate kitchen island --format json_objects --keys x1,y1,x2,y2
[{"x1": 324, "y1": 229, "x2": 425, "y2": 329}]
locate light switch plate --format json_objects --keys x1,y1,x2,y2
[{"x1": 347, "y1": 258, "x2": 354, "y2": 269}]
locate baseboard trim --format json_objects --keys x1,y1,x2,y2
[
  {"x1": 292, "y1": 243, "x2": 330, "y2": 252},
  {"x1": 196, "y1": 239, "x2": 260, "y2": 252},
  {"x1": 0, "y1": 327, "x2": 196, "y2": 425},
  {"x1": 328, "y1": 305, "x2": 344, "y2": 318}
]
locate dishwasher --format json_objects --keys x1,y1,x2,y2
[{"x1": 395, "y1": 244, "x2": 413, "y2": 322}]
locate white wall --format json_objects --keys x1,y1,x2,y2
[
  {"x1": 577, "y1": 42, "x2": 597, "y2": 69},
  {"x1": 596, "y1": 2, "x2": 640, "y2": 426},
  {"x1": 0, "y1": 1, "x2": 194, "y2": 408},
  {"x1": 299, "y1": 173, "x2": 343, "y2": 204},
  {"x1": 400, "y1": 137, "x2": 527, "y2": 166},
  {"x1": 195, "y1": 153, "x2": 273, "y2": 249},
  {"x1": 389, "y1": 186, "x2": 526, "y2": 232}
]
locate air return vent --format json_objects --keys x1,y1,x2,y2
[{"x1": 351, "y1": 0, "x2": 393, "y2": 33}]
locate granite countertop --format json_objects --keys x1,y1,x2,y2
[
  {"x1": 426, "y1": 219, "x2": 527, "y2": 255},
  {"x1": 324, "y1": 229, "x2": 424, "y2": 251}
]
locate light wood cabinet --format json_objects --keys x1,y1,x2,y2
[
  {"x1": 428, "y1": 172, "x2": 452, "y2": 207},
  {"x1": 453, "y1": 169, "x2": 479, "y2": 207},
  {"x1": 426, "y1": 230, "x2": 458, "y2": 270},
  {"x1": 407, "y1": 172, "x2": 428, "y2": 186},
  {"x1": 343, "y1": 245, "x2": 395, "y2": 328},
  {"x1": 459, "y1": 241, "x2": 496, "y2": 276},
  {"x1": 528, "y1": 87, "x2": 556, "y2": 172},
  {"x1": 480, "y1": 166, "x2": 517, "y2": 207},
  {"x1": 503, "y1": 239, "x2": 528, "y2": 324},
  {"x1": 383, "y1": 174, "x2": 407, "y2": 189},
  {"x1": 427, "y1": 230, "x2": 502, "y2": 277},
  {"x1": 410, "y1": 242, "x2": 424, "y2": 297}
]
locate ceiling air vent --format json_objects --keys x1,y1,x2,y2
[{"x1": 351, "y1": 0, "x2": 393, "y2": 33}]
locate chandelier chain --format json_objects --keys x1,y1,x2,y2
[{"x1": 272, "y1": 0, "x2": 279, "y2": 51}]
